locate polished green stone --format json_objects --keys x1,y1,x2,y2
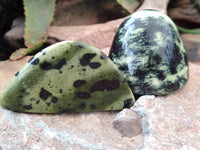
[
  {"x1": 0, "y1": 41, "x2": 134, "y2": 113},
  {"x1": 109, "y1": 10, "x2": 189, "y2": 95}
]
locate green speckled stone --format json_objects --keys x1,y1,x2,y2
[
  {"x1": 109, "y1": 10, "x2": 189, "y2": 95},
  {"x1": 0, "y1": 41, "x2": 134, "y2": 113}
]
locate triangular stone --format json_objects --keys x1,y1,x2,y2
[{"x1": 0, "y1": 41, "x2": 134, "y2": 113}]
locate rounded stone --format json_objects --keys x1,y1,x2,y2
[
  {"x1": 113, "y1": 108, "x2": 142, "y2": 137},
  {"x1": 109, "y1": 10, "x2": 189, "y2": 95}
]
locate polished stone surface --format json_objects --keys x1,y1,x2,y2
[
  {"x1": 0, "y1": 41, "x2": 134, "y2": 113},
  {"x1": 109, "y1": 10, "x2": 188, "y2": 95}
]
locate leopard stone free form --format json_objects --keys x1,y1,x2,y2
[
  {"x1": 109, "y1": 10, "x2": 189, "y2": 95},
  {"x1": 0, "y1": 41, "x2": 134, "y2": 113}
]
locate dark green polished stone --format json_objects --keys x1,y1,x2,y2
[
  {"x1": 109, "y1": 10, "x2": 189, "y2": 95},
  {"x1": 0, "y1": 41, "x2": 134, "y2": 113}
]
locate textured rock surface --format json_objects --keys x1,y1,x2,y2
[
  {"x1": 0, "y1": 109, "x2": 144, "y2": 149},
  {"x1": 113, "y1": 108, "x2": 142, "y2": 137},
  {"x1": 132, "y1": 63, "x2": 200, "y2": 149}
]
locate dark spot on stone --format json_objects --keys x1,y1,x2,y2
[
  {"x1": 52, "y1": 56, "x2": 55, "y2": 59},
  {"x1": 74, "y1": 42, "x2": 84, "y2": 48},
  {"x1": 71, "y1": 65, "x2": 74, "y2": 68},
  {"x1": 42, "y1": 52, "x2": 46, "y2": 55},
  {"x1": 59, "y1": 71, "x2": 62, "y2": 74},
  {"x1": 17, "y1": 95, "x2": 23, "y2": 99},
  {"x1": 15, "y1": 71, "x2": 19, "y2": 76},
  {"x1": 164, "y1": 81, "x2": 180, "y2": 92},
  {"x1": 40, "y1": 62, "x2": 52, "y2": 70},
  {"x1": 59, "y1": 89, "x2": 63, "y2": 93},
  {"x1": 123, "y1": 98, "x2": 133, "y2": 108},
  {"x1": 173, "y1": 46, "x2": 181, "y2": 60},
  {"x1": 119, "y1": 65, "x2": 129, "y2": 71},
  {"x1": 165, "y1": 44, "x2": 182, "y2": 74},
  {"x1": 23, "y1": 105, "x2": 32, "y2": 110},
  {"x1": 40, "y1": 59, "x2": 66, "y2": 71},
  {"x1": 76, "y1": 92, "x2": 91, "y2": 99},
  {"x1": 46, "y1": 102, "x2": 51, "y2": 106},
  {"x1": 30, "y1": 97, "x2": 35, "y2": 101},
  {"x1": 39, "y1": 88, "x2": 52, "y2": 100},
  {"x1": 134, "y1": 69, "x2": 148, "y2": 79},
  {"x1": 28, "y1": 57, "x2": 39, "y2": 65},
  {"x1": 90, "y1": 104, "x2": 96, "y2": 109},
  {"x1": 36, "y1": 100, "x2": 40, "y2": 104},
  {"x1": 135, "y1": 83, "x2": 154, "y2": 94},
  {"x1": 90, "y1": 78, "x2": 120, "y2": 92},
  {"x1": 157, "y1": 71, "x2": 166, "y2": 80},
  {"x1": 79, "y1": 103, "x2": 86, "y2": 109},
  {"x1": 170, "y1": 66, "x2": 177, "y2": 74},
  {"x1": 89, "y1": 62, "x2": 101, "y2": 69},
  {"x1": 146, "y1": 62, "x2": 156, "y2": 70},
  {"x1": 101, "y1": 52, "x2": 108, "y2": 59},
  {"x1": 152, "y1": 54, "x2": 162, "y2": 64},
  {"x1": 78, "y1": 44, "x2": 83, "y2": 48},
  {"x1": 184, "y1": 54, "x2": 188, "y2": 66},
  {"x1": 79, "y1": 73, "x2": 81, "y2": 75},
  {"x1": 73, "y1": 80, "x2": 86, "y2": 88},
  {"x1": 80, "y1": 53, "x2": 96, "y2": 66},
  {"x1": 82, "y1": 68, "x2": 86, "y2": 71},
  {"x1": 55, "y1": 59, "x2": 66, "y2": 70},
  {"x1": 177, "y1": 36, "x2": 181, "y2": 43},
  {"x1": 51, "y1": 97, "x2": 58, "y2": 103}
]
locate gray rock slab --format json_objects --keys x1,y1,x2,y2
[{"x1": 132, "y1": 63, "x2": 200, "y2": 150}]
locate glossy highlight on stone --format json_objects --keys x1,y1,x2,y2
[
  {"x1": 0, "y1": 41, "x2": 134, "y2": 113},
  {"x1": 109, "y1": 10, "x2": 189, "y2": 95}
]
